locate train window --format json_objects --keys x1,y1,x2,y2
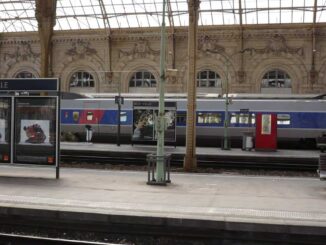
[
  {"x1": 239, "y1": 113, "x2": 250, "y2": 124},
  {"x1": 86, "y1": 112, "x2": 93, "y2": 121},
  {"x1": 230, "y1": 113, "x2": 255, "y2": 125},
  {"x1": 230, "y1": 113, "x2": 238, "y2": 124},
  {"x1": 197, "y1": 70, "x2": 221, "y2": 88},
  {"x1": 177, "y1": 112, "x2": 187, "y2": 124},
  {"x1": 251, "y1": 113, "x2": 256, "y2": 124},
  {"x1": 197, "y1": 112, "x2": 222, "y2": 124},
  {"x1": 120, "y1": 112, "x2": 127, "y2": 122},
  {"x1": 277, "y1": 114, "x2": 291, "y2": 125}
]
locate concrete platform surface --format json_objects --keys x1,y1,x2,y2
[
  {"x1": 62, "y1": 142, "x2": 320, "y2": 159},
  {"x1": 0, "y1": 165, "x2": 325, "y2": 229}
]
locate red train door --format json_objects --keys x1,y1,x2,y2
[{"x1": 255, "y1": 113, "x2": 277, "y2": 151}]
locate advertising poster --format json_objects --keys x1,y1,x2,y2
[
  {"x1": 20, "y1": 119, "x2": 51, "y2": 145},
  {"x1": 0, "y1": 119, "x2": 7, "y2": 143},
  {"x1": 132, "y1": 101, "x2": 176, "y2": 142},
  {"x1": 132, "y1": 109, "x2": 154, "y2": 141},
  {"x1": 261, "y1": 114, "x2": 272, "y2": 135},
  {"x1": 158, "y1": 110, "x2": 176, "y2": 141}
]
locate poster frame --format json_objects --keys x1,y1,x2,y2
[
  {"x1": 13, "y1": 96, "x2": 59, "y2": 168},
  {"x1": 132, "y1": 101, "x2": 177, "y2": 144},
  {"x1": 0, "y1": 78, "x2": 60, "y2": 178}
]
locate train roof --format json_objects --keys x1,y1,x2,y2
[
  {"x1": 84, "y1": 93, "x2": 222, "y2": 99},
  {"x1": 61, "y1": 92, "x2": 89, "y2": 99},
  {"x1": 64, "y1": 92, "x2": 326, "y2": 100},
  {"x1": 225, "y1": 93, "x2": 326, "y2": 100}
]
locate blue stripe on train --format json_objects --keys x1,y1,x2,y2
[
  {"x1": 61, "y1": 109, "x2": 133, "y2": 125},
  {"x1": 61, "y1": 109, "x2": 326, "y2": 129}
]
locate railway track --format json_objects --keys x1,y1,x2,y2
[
  {"x1": 0, "y1": 233, "x2": 117, "y2": 245},
  {"x1": 61, "y1": 150, "x2": 318, "y2": 171}
]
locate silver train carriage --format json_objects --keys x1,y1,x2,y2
[{"x1": 60, "y1": 93, "x2": 326, "y2": 148}]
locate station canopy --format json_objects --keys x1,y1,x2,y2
[{"x1": 1, "y1": 0, "x2": 326, "y2": 32}]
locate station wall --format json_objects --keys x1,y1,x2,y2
[{"x1": 0, "y1": 24, "x2": 325, "y2": 94}]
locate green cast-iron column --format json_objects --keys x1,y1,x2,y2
[
  {"x1": 156, "y1": 0, "x2": 167, "y2": 182},
  {"x1": 223, "y1": 60, "x2": 230, "y2": 150}
]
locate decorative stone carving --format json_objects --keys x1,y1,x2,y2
[
  {"x1": 65, "y1": 40, "x2": 97, "y2": 59},
  {"x1": 250, "y1": 34, "x2": 303, "y2": 56},
  {"x1": 105, "y1": 71, "x2": 113, "y2": 83},
  {"x1": 198, "y1": 36, "x2": 225, "y2": 54},
  {"x1": 119, "y1": 40, "x2": 160, "y2": 59},
  {"x1": 3, "y1": 42, "x2": 39, "y2": 64},
  {"x1": 310, "y1": 69, "x2": 318, "y2": 84},
  {"x1": 166, "y1": 68, "x2": 178, "y2": 84},
  {"x1": 237, "y1": 70, "x2": 246, "y2": 83}
]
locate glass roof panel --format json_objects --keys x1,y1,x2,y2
[
  {"x1": 0, "y1": 0, "x2": 37, "y2": 32},
  {"x1": 317, "y1": 0, "x2": 326, "y2": 23},
  {"x1": 1, "y1": 0, "x2": 326, "y2": 33},
  {"x1": 241, "y1": 0, "x2": 320, "y2": 24}
]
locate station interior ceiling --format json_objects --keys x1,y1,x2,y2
[{"x1": 1, "y1": 0, "x2": 326, "y2": 32}]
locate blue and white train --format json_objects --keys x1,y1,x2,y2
[{"x1": 60, "y1": 93, "x2": 326, "y2": 148}]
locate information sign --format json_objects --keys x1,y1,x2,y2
[{"x1": 0, "y1": 78, "x2": 59, "y2": 91}]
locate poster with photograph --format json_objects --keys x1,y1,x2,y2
[
  {"x1": 0, "y1": 119, "x2": 7, "y2": 144},
  {"x1": 132, "y1": 101, "x2": 176, "y2": 142},
  {"x1": 20, "y1": 119, "x2": 51, "y2": 145},
  {"x1": 261, "y1": 114, "x2": 272, "y2": 135},
  {"x1": 132, "y1": 109, "x2": 155, "y2": 141}
]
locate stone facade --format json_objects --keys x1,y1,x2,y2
[{"x1": 0, "y1": 24, "x2": 325, "y2": 94}]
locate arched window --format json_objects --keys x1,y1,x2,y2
[
  {"x1": 196, "y1": 70, "x2": 222, "y2": 94},
  {"x1": 129, "y1": 70, "x2": 156, "y2": 88},
  {"x1": 69, "y1": 71, "x2": 95, "y2": 88},
  {"x1": 197, "y1": 70, "x2": 221, "y2": 88},
  {"x1": 262, "y1": 69, "x2": 291, "y2": 88},
  {"x1": 15, "y1": 71, "x2": 36, "y2": 78},
  {"x1": 129, "y1": 70, "x2": 157, "y2": 93}
]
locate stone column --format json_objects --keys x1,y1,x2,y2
[
  {"x1": 184, "y1": 0, "x2": 199, "y2": 171},
  {"x1": 35, "y1": 0, "x2": 56, "y2": 77}
]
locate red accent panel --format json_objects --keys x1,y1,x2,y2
[
  {"x1": 79, "y1": 110, "x2": 104, "y2": 124},
  {"x1": 255, "y1": 113, "x2": 277, "y2": 151}
]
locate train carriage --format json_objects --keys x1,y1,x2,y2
[{"x1": 60, "y1": 93, "x2": 326, "y2": 148}]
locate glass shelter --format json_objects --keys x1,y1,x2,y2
[{"x1": 0, "y1": 78, "x2": 60, "y2": 178}]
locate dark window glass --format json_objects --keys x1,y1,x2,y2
[
  {"x1": 129, "y1": 70, "x2": 156, "y2": 88},
  {"x1": 197, "y1": 112, "x2": 222, "y2": 124},
  {"x1": 197, "y1": 70, "x2": 221, "y2": 88},
  {"x1": 69, "y1": 71, "x2": 95, "y2": 88},
  {"x1": 262, "y1": 69, "x2": 291, "y2": 88},
  {"x1": 15, "y1": 71, "x2": 36, "y2": 78}
]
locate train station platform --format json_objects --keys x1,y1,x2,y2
[
  {"x1": 0, "y1": 165, "x2": 325, "y2": 242},
  {"x1": 61, "y1": 141, "x2": 320, "y2": 159}
]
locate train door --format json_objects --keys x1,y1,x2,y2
[
  {"x1": 255, "y1": 113, "x2": 277, "y2": 151},
  {"x1": 81, "y1": 102, "x2": 101, "y2": 141}
]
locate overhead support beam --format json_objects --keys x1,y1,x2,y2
[
  {"x1": 99, "y1": 0, "x2": 113, "y2": 84},
  {"x1": 167, "y1": 0, "x2": 176, "y2": 69},
  {"x1": 184, "y1": 0, "x2": 200, "y2": 171},
  {"x1": 310, "y1": 0, "x2": 318, "y2": 85},
  {"x1": 238, "y1": 0, "x2": 245, "y2": 83},
  {"x1": 35, "y1": 0, "x2": 57, "y2": 78}
]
